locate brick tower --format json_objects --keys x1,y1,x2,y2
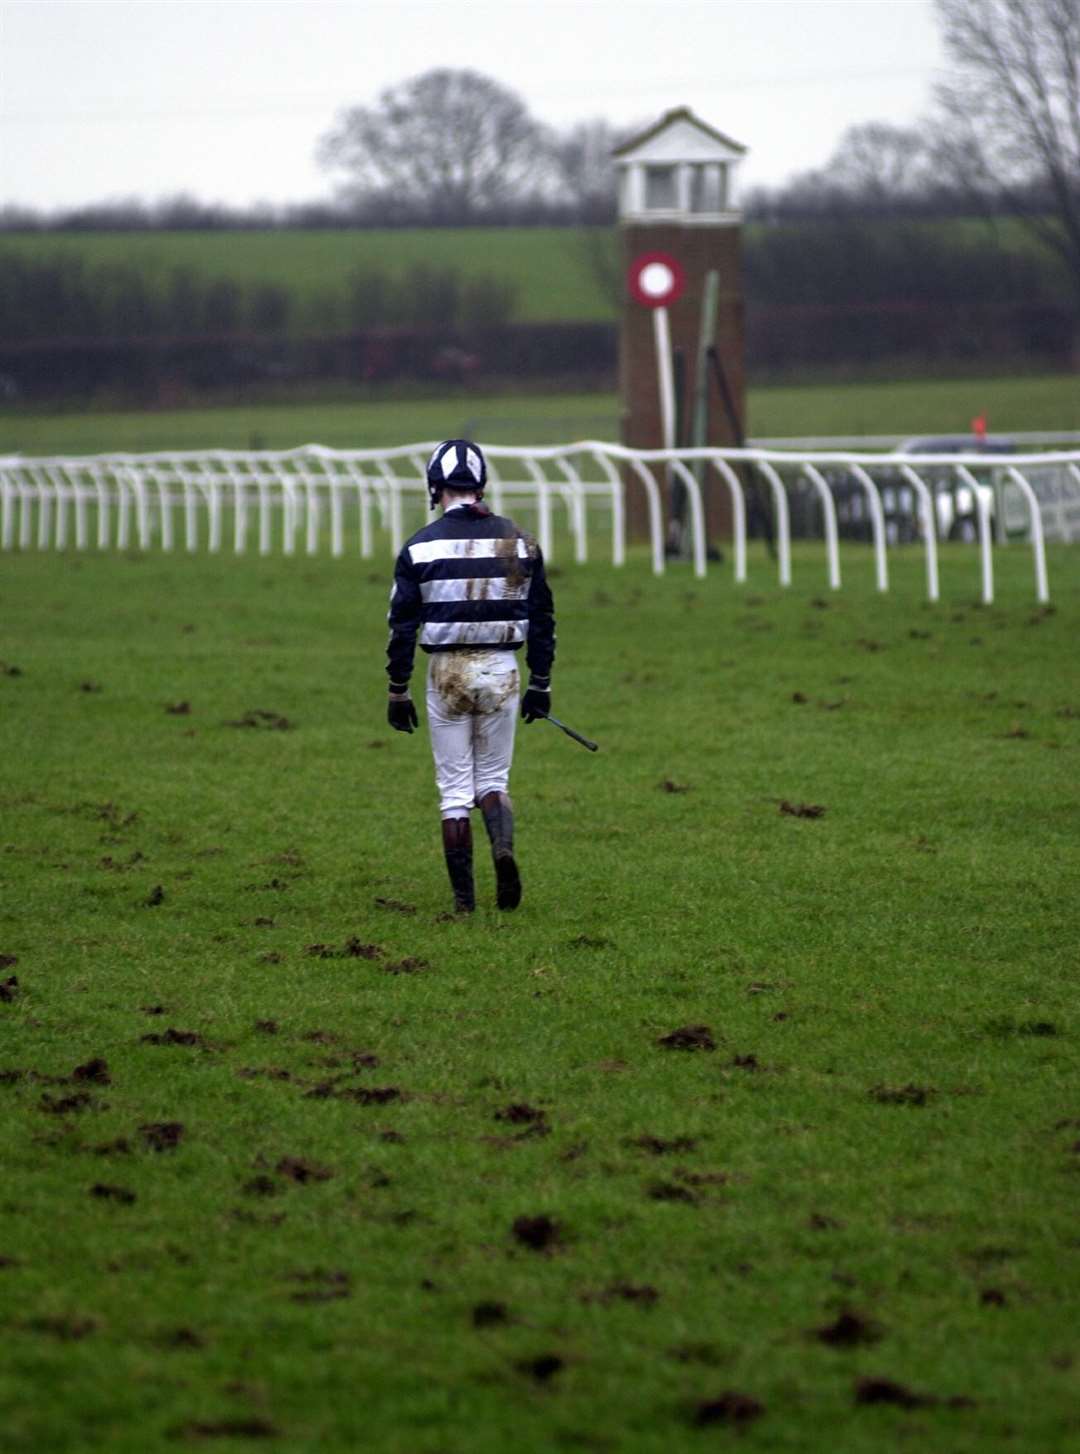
[{"x1": 613, "y1": 108, "x2": 747, "y2": 543}]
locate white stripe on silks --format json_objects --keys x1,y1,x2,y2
[
  {"x1": 420, "y1": 576, "x2": 530, "y2": 604},
  {"x1": 408, "y1": 537, "x2": 529, "y2": 565},
  {"x1": 421, "y1": 621, "x2": 526, "y2": 648}
]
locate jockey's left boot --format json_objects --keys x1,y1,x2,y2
[
  {"x1": 479, "y1": 791, "x2": 521, "y2": 911},
  {"x1": 441, "y1": 816, "x2": 475, "y2": 913}
]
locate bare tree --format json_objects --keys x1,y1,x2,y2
[
  {"x1": 749, "y1": 123, "x2": 936, "y2": 219},
  {"x1": 828, "y1": 122, "x2": 933, "y2": 206},
  {"x1": 932, "y1": 0, "x2": 1080, "y2": 301},
  {"x1": 550, "y1": 119, "x2": 625, "y2": 222},
  {"x1": 317, "y1": 69, "x2": 548, "y2": 224}
]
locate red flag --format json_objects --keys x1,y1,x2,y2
[{"x1": 971, "y1": 412, "x2": 988, "y2": 440}]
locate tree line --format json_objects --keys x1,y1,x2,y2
[
  {"x1": 1, "y1": 215, "x2": 1066, "y2": 348},
  {"x1": 0, "y1": 253, "x2": 519, "y2": 343}
]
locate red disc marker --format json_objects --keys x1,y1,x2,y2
[{"x1": 628, "y1": 251, "x2": 685, "y2": 308}]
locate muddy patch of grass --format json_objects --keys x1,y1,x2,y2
[
  {"x1": 853, "y1": 1376, "x2": 973, "y2": 1410},
  {"x1": 158, "y1": 1327, "x2": 205, "y2": 1350},
  {"x1": 224, "y1": 709, "x2": 293, "y2": 731},
  {"x1": 139, "y1": 1121, "x2": 185, "y2": 1152},
  {"x1": 141, "y1": 1028, "x2": 204, "y2": 1048},
  {"x1": 40, "y1": 1091, "x2": 95, "y2": 1115},
  {"x1": 582, "y1": 1281, "x2": 659, "y2": 1307},
  {"x1": 692, "y1": 1392, "x2": 764, "y2": 1428},
  {"x1": 275, "y1": 1157, "x2": 333, "y2": 1184},
  {"x1": 72, "y1": 1058, "x2": 111, "y2": 1085},
  {"x1": 816, "y1": 1311, "x2": 883, "y2": 1348},
  {"x1": 626, "y1": 1134, "x2": 700, "y2": 1155},
  {"x1": 657, "y1": 1025, "x2": 715, "y2": 1052},
  {"x1": 647, "y1": 1181, "x2": 697, "y2": 1205},
  {"x1": 870, "y1": 1083, "x2": 935, "y2": 1107},
  {"x1": 169, "y1": 1416, "x2": 280, "y2": 1440},
  {"x1": 89, "y1": 1183, "x2": 136, "y2": 1205},
  {"x1": 383, "y1": 957, "x2": 429, "y2": 975},
  {"x1": 285, "y1": 1269, "x2": 351, "y2": 1304},
  {"x1": 305, "y1": 938, "x2": 383, "y2": 961},
  {"x1": 494, "y1": 1103, "x2": 549, "y2": 1132},
  {"x1": 511, "y1": 1214, "x2": 563, "y2": 1253},
  {"x1": 374, "y1": 898, "x2": 416, "y2": 915},
  {"x1": 516, "y1": 1353, "x2": 564, "y2": 1383},
  {"x1": 472, "y1": 1300, "x2": 511, "y2": 1328},
  {"x1": 24, "y1": 1315, "x2": 99, "y2": 1340}
]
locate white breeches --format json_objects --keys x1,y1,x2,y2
[{"x1": 426, "y1": 650, "x2": 519, "y2": 818}]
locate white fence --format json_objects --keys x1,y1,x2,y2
[{"x1": 2, "y1": 441, "x2": 1078, "y2": 604}]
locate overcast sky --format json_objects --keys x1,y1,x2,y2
[{"x1": 2, "y1": 0, "x2": 945, "y2": 211}]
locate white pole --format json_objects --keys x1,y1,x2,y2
[
  {"x1": 74, "y1": 476, "x2": 88, "y2": 550},
  {"x1": 896, "y1": 464, "x2": 940, "y2": 603},
  {"x1": 750, "y1": 459, "x2": 792, "y2": 588},
  {"x1": 330, "y1": 479, "x2": 344, "y2": 558},
  {"x1": 37, "y1": 472, "x2": 53, "y2": 550},
  {"x1": 668, "y1": 459, "x2": 707, "y2": 579},
  {"x1": 523, "y1": 457, "x2": 554, "y2": 560},
  {"x1": 258, "y1": 479, "x2": 272, "y2": 556},
  {"x1": 708, "y1": 456, "x2": 747, "y2": 583},
  {"x1": 553, "y1": 455, "x2": 589, "y2": 565},
  {"x1": 157, "y1": 471, "x2": 174, "y2": 553},
  {"x1": 0, "y1": 471, "x2": 14, "y2": 551},
  {"x1": 849, "y1": 464, "x2": 889, "y2": 593},
  {"x1": 184, "y1": 478, "x2": 198, "y2": 552},
  {"x1": 956, "y1": 464, "x2": 995, "y2": 605},
  {"x1": 232, "y1": 470, "x2": 247, "y2": 554},
  {"x1": 208, "y1": 480, "x2": 222, "y2": 553},
  {"x1": 623, "y1": 457, "x2": 666, "y2": 576},
  {"x1": 800, "y1": 464, "x2": 842, "y2": 591},
  {"x1": 1003, "y1": 466, "x2": 1050, "y2": 603},
  {"x1": 605, "y1": 456, "x2": 625, "y2": 568},
  {"x1": 653, "y1": 307, "x2": 676, "y2": 451},
  {"x1": 134, "y1": 471, "x2": 150, "y2": 550}
]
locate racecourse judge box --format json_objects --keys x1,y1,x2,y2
[{"x1": 614, "y1": 108, "x2": 748, "y2": 543}]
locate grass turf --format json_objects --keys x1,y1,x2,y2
[
  {"x1": 2, "y1": 371, "x2": 1078, "y2": 457},
  {"x1": 1, "y1": 539, "x2": 1079, "y2": 1453}
]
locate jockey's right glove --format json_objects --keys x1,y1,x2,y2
[
  {"x1": 388, "y1": 692, "x2": 418, "y2": 733},
  {"x1": 521, "y1": 678, "x2": 550, "y2": 723}
]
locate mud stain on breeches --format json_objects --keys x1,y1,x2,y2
[
  {"x1": 431, "y1": 653, "x2": 478, "y2": 716},
  {"x1": 432, "y1": 651, "x2": 516, "y2": 717}
]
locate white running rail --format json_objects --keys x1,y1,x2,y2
[{"x1": 2, "y1": 442, "x2": 1076, "y2": 604}]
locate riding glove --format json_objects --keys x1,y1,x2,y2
[
  {"x1": 388, "y1": 693, "x2": 418, "y2": 733},
  {"x1": 521, "y1": 678, "x2": 550, "y2": 723}
]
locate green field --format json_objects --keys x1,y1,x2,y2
[
  {"x1": 0, "y1": 228, "x2": 617, "y2": 325},
  {"x1": 2, "y1": 539, "x2": 1079, "y2": 1453},
  {"x1": 1, "y1": 371, "x2": 1078, "y2": 458}
]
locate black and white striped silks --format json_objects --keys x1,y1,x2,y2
[{"x1": 386, "y1": 505, "x2": 556, "y2": 690}]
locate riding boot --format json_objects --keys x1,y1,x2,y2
[
  {"x1": 479, "y1": 791, "x2": 522, "y2": 910},
  {"x1": 441, "y1": 817, "x2": 475, "y2": 913}
]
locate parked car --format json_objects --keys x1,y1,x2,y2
[
  {"x1": 791, "y1": 435, "x2": 1016, "y2": 545},
  {"x1": 889, "y1": 435, "x2": 1015, "y2": 541}
]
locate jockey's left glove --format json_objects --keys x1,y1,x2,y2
[
  {"x1": 388, "y1": 691, "x2": 418, "y2": 733},
  {"x1": 521, "y1": 677, "x2": 550, "y2": 724}
]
